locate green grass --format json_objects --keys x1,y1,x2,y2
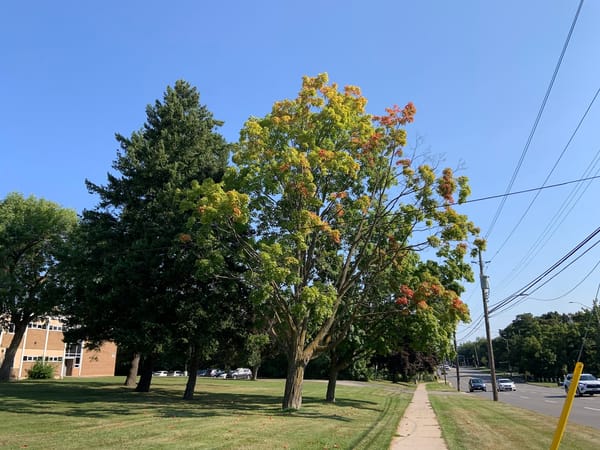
[
  {"x1": 425, "y1": 381, "x2": 457, "y2": 392},
  {"x1": 0, "y1": 377, "x2": 410, "y2": 449},
  {"x1": 429, "y1": 390, "x2": 600, "y2": 449}
]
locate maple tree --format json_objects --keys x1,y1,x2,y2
[{"x1": 185, "y1": 74, "x2": 480, "y2": 409}]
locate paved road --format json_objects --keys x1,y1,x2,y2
[{"x1": 442, "y1": 367, "x2": 600, "y2": 430}]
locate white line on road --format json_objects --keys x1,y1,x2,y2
[
  {"x1": 520, "y1": 396, "x2": 530, "y2": 399},
  {"x1": 584, "y1": 407, "x2": 600, "y2": 412},
  {"x1": 544, "y1": 400, "x2": 558, "y2": 404}
]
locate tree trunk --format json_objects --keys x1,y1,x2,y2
[
  {"x1": 326, "y1": 366, "x2": 339, "y2": 403},
  {"x1": 135, "y1": 354, "x2": 154, "y2": 392},
  {"x1": 282, "y1": 344, "x2": 309, "y2": 410},
  {"x1": 124, "y1": 352, "x2": 140, "y2": 387},
  {"x1": 251, "y1": 365, "x2": 260, "y2": 381},
  {"x1": 183, "y1": 347, "x2": 199, "y2": 400},
  {"x1": 325, "y1": 357, "x2": 350, "y2": 403},
  {"x1": 0, "y1": 321, "x2": 28, "y2": 381}
]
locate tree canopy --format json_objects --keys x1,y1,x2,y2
[
  {"x1": 185, "y1": 74, "x2": 480, "y2": 409},
  {"x1": 61, "y1": 80, "x2": 235, "y2": 394},
  {"x1": 0, "y1": 192, "x2": 78, "y2": 381}
]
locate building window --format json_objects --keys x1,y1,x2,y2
[
  {"x1": 44, "y1": 356, "x2": 63, "y2": 362},
  {"x1": 65, "y1": 343, "x2": 82, "y2": 358}
]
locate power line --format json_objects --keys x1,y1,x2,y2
[
  {"x1": 484, "y1": 0, "x2": 585, "y2": 240},
  {"x1": 492, "y1": 237, "x2": 600, "y2": 316},
  {"x1": 456, "y1": 313, "x2": 485, "y2": 342},
  {"x1": 525, "y1": 259, "x2": 600, "y2": 302},
  {"x1": 488, "y1": 86, "x2": 600, "y2": 261},
  {"x1": 495, "y1": 156, "x2": 600, "y2": 289},
  {"x1": 451, "y1": 174, "x2": 600, "y2": 206},
  {"x1": 488, "y1": 225, "x2": 600, "y2": 315}
]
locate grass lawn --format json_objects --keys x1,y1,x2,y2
[
  {"x1": 424, "y1": 381, "x2": 457, "y2": 392},
  {"x1": 429, "y1": 389, "x2": 600, "y2": 449},
  {"x1": 0, "y1": 377, "x2": 412, "y2": 449}
]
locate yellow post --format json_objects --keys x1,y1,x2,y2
[{"x1": 550, "y1": 362, "x2": 584, "y2": 450}]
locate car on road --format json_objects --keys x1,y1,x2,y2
[
  {"x1": 497, "y1": 378, "x2": 516, "y2": 391},
  {"x1": 469, "y1": 377, "x2": 487, "y2": 392},
  {"x1": 228, "y1": 368, "x2": 252, "y2": 380},
  {"x1": 153, "y1": 370, "x2": 168, "y2": 377},
  {"x1": 564, "y1": 373, "x2": 600, "y2": 396},
  {"x1": 168, "y1": 370, "x2": 185, "y2": 377}
]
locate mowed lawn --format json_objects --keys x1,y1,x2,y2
[{"x1": 0, "y1": 377, "x2": 412, "y2": 450}]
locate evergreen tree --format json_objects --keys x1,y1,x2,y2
[{"x1": 62, "y1": 81, "x2": 231, "y2": 393}]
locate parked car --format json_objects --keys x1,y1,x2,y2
[
  {"x1": 228, "y1": 368, "x2": 252, "y2": 380},
  {"x1": 564, "y1": 373, "x2": 600, "y2": 396},
  {"x1": 213, "y1": 370, "x2": 228, "y2": 379},
  {"x1": 199, "y1": 369, "x2": 222, "y2": 377},
  {"x1": 496, "y1": 378, "x2": 516, "y2": 391},
  {"x1": 168, "y1": 370, "x2": 184, "y2": 377},
  {"x1": 468, "y1": 377, "x2": 487, "y2": 392},
  {"x1": 153, "y1": 370, "x2": 168, "y2": 377}
]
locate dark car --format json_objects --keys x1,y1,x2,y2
[{"x1": 469, "y1": 377, "x2": 487, "y2": 392}]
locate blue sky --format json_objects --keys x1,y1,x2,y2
[{"x1": 2, "y1": 1, "x2": 599, "y2": 341}]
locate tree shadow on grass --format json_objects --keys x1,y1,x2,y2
[{"x1": 0, "y1": 380, "x2": 377, "y2": 422}]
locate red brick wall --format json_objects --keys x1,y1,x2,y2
[{"x1": 80, "y1": 342, "x2": 118, "y2": 377}]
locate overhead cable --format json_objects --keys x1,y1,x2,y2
[
  {"x1": 488, "y1": 225, "x2": 600, "y2": 315},
  {"x1": 489, "y1": 86, "x2": 600, "y2": 262},
  {"x1": 484, "y1": 0, "x2": 585, "y2": 240}
]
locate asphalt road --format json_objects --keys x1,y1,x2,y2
[{"x1": 440, "y1": 367, "x2": 600, "y2": 430}]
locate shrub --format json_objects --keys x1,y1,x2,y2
[{"x1": 27, "y1": 362, "x2": 55, "y2": 379}]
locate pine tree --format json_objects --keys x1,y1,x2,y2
[{"x1": 63, "y1": 81, "x2": 231, "y2": 392}]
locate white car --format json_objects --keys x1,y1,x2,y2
[
  {"x1": 564, "y1": 373, "x2": 600, "y2": 396},
  {"x1": 496, "y1": 378, "x2": 516, "y2": 391},
  {"x1": 168, "y1": 370, "x2": 184, "y2": 377},
  {"x1": 153, "y1": 370, "x2": 168, "y2": 377}
]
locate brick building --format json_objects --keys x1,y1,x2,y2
[{"x1": 0, "y1": 317, "x2": 117, "y2": 379}]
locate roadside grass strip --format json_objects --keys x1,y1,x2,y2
[{"x1": 429, "y1": 390, "x2": 600, "y2": 450}]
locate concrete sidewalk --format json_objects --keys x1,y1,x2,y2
[{"x1": 389, "y1": 383, "x2": 448, "y2": 449}]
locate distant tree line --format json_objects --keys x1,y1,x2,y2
[{"x1": 458, "y1": 307, "x2": 600, "y2": 382}]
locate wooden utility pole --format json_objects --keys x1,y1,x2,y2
[
  {"x1": 478, "y1": 249, "x2": 498, "y2": 401},
  {"x1": 454, "y1": 332, "x2": 460, "y2": 392}
]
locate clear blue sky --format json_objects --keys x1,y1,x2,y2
[{"x1": 2, "y1": 1, "x2": 599, "y2": 341}]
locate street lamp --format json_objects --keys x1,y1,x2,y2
[
  {"x1": 568, "y1": 300, "x2": 600, "y2": 363},
  {"x1": 569, "y1": 301, "x2": 600, "y2": 327},
  {"x1": 498, "y1": 331, "x2": 512, "y2": 377}
]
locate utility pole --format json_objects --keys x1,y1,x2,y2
[
  {"x1": 454, "y1": 332, "x2": 460, "y2": 392},
  {"x1": 478, "y1": 249, "x2": 498, "y2": 401}
]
